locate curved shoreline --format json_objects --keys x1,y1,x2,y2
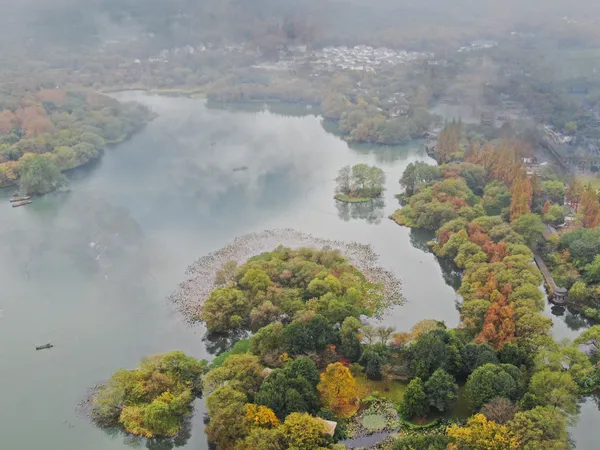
[{"x1": 169, "y1": 228, "x2": 404, "y2": 324}]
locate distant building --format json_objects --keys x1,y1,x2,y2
[{"x1": 481, "y1": 111, "x2": 494, "y2": 126}]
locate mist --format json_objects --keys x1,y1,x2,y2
[{"x1": 2, "y1": 1, "x2": 600, "y2": 450}]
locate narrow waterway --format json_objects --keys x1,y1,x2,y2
[{"x1": 0, "y1": 92, "x2": 596, "y2": 449}]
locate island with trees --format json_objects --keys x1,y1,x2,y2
[
  {"x1": 99, "y1": 240, "x2": 586, "y2": 450},
  {"x1": 0, "y1": 89, "x2": 155, "y2": 194},
  {"x1": 334, "y1": 164, "x2": 385, "y2": 203},
  {"x1": 90, "y1": 351, "x2": 207, "y2": 439}
]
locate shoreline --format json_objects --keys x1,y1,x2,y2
[{"x1": 169, "y1": 229, "x2": 404, "y2": 324}]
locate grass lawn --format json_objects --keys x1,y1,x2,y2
[
  {"x1": 334, "y1": 194, "x2": 373, "y2": 203},
  {"x1": 578, "y1": 175, "x2": 600, "y2": 190},
  {"x1": 355, "y1": 374, "x2": 472, "y2": 420},
  {"x1": 355, "y1": 373, "x2": 408, "y2": 403}
]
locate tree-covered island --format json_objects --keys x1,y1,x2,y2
[
  {"x1": 90, "y1": 351, "x2": 207, "y2": 439},
  {"x1": 334, "y1": 164, "x2": 385, "y2": 203},
  {"x1": 0, "y1": 90, "x2": 155, "y2": 194}
]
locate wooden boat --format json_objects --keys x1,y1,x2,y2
[
  {"x1": 36, "y1": 343, "x2": 54, "y2": 350},
  {"x1": 9, "y1": 196, "x2": 30, "y2": 202},
  {"x1": 12, "y1": 200, "x2": 32, "y2": 208}
]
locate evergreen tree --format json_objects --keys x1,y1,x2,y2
[{"x1": 399, "y1": 377, "x2": 429, "y2": 419}]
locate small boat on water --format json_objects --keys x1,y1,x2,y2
[
  {"x1": 9, "y1": 196, "x2": 30, "y2": 203},
  {"x1": 233, "y1": 166, "x2": 248, "y2": 172},
  {"x1": 12, "y1": 200, "x2": 32, "y2": 208},
  {"x1": 36, "y1": 343, "x2": 54, "y2": 351}
]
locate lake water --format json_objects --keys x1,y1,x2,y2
[{"x1": 0, "y1": 92, "x2": 596, "y2": 449}]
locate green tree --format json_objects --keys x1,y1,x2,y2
[
  {"x1": 399, "y1": 377, "x2": 429, "y2": 419},
  {"x1": 542, "y1": 181, "x2": 565, "y2": 205},
  {"x1": 560, "y1": 227, "x2": 600, "y2": 266},
  {"x1": 528, "y1": 370, "x2": 578, "y2": 414},
  {"x1": 91, "y1": 351, "x2": 206, "y2": 437},
  {"x1": 202, "y1": 354, "x2": 264, "y2": 396},
  {"x1": 284, "y1": 357, "x2": 320, "y2": 388},
  {"x1": 400, "y1": 161, "x2": 441, "y2": 196},
  {"x1": 461, "y1": 343, "x2": 499, "y2": 375},
  {"x1": 200, "y1": 287, "x2": 251, "y2": 333},
  {"x1": 282, "y1": 413, "x2": 327, "y2": 450},
  {"x1": 255, "y1": 367, "x2": 319, "y2": 419},
  {"x1": 483, "y1": 182, "x2": 512, "y2": 216},
  {"x1": 392, "y1": 435, "x2": 450, "y2": 449},
  {"x1": 408, "y1": 329, "x2": 463, "y2": 379},
  {"x1": 511, "y1": 213, "x2": 545, "y2": 248},
  {"x1": 424, "y1": 369, "x2": 458, "y2": 413},
  {"x1": 543, "y1": 204, "x2": 565, "y2": 226},
  {"x1": 575, "y1": 325, "x2": 600, "y2": 363},
  {"x1": 19, "y1": 154, "x2": 67, "y2": 194},
  {"x1": 240, "y1": 268, "x2": 273, "y2": 297},
  {"x1": 568, "y1": 281, "x2": 588, "y2": 304},
  {"x1": 338, "y1": 317, "x2": 362, "y2": 361},
  {"x1": 207, "y1": 404, "x2": 248, "y2": 449},
  {"x1": 584, "y1": 255, "x2": 600, "y2": 284},
  {"x1": 499, "y1": 343, "x2": 530, "y2": 368},
  {"x1": 206, "y1": 384, "x2": 248, "y2": 417},
  {"x1": 359, "y1": 342, "x2": 390, "y2": 380},
  {"x1": 234, "y1": 427, "x2": 285, "y2": 450},
  {"x1": 508, "y1": 406, "x2": 569, "y2": 450},
  {"x1": 283, "y1": 315, "x2": 336, "y2": 355},
  {"x1": 251, "y1": 322, "x2": 285, "y2": 363},
  {"x1": 349, "y1": 163, "x2": 386, "y2": 198},
  {"x1": 465, "y1": 363, "x2": 523, "y2": 410}
]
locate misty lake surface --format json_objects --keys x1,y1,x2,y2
[{"x1": 0, "y1": 92, "x2": 596, "y2": 449}]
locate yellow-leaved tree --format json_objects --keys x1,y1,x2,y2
[
  {"x1": 447, "y1": 413, "x2": 521, "y2": 450},
  {"x1": 245, "y1": 404, "x2": 279, "y2": 429},
  {"x1": 317, "y1": 362, "x2": 359, "y2": 418}
]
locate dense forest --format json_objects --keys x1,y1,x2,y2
[
  {"x1": 0, "y1": 89, "x2": 154, "y2": 193},
  {"x1": 93, "y1": 237, "x2": 599, "y2": 449}
]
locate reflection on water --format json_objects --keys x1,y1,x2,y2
[
  {"x1": 206, "y1": 100, "x2": 317, "y2": 118},
  {"x1": 547, "y1": 302, "x2": 597, "y2": 342},
  {"x1": 202, "y1": 330, "x2": 249, "y2": 356},
  {"x1": 408, "y1": 229, "x2": 462, "y2": 291},
  {"x1": 349, "y1": 141, "x2": 428, "y2": 164},
  {"x1": 98, "y1": 417, "x2": 192, "y2": 450},
  {"x1": 335, "y1": 197, "x2": 385, "y2": 224},
  {"x1": 408, "y1": 228, "x2": 433, "y2": 253},
  {"x1": 341, "y1": 431, "x2": 393, "y2": 449}
]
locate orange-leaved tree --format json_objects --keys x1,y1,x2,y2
[
  {"x1": 565, "y1": 178, "x2": 584, "y2": 211},
  {"x1": 510, "y1": 169, "x2": 532, "y2": 221},
  {"x1": 475, "y1": 291, "x2": 515, "y2": 350},
  {"x1": 317, "y1": 362, "x2": 359, "y2": 418},
  {"x1": 581, "y1": 185, "x2": 600, "y2": 229},
  {"x1": 542, "y1": 200, "x2": 552, "y2": 216}
]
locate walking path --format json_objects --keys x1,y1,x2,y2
[{"x1": 533, "y1": 252, "x2": 567, "y2": 306}]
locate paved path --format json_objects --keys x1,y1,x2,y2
[{"x1": 534, "y1": 252, "x2": 566, "y2": 305}]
